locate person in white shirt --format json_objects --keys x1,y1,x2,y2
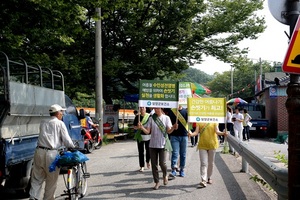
[
  {"x1": 226, "y1": 106, "x2": 233, "y2": 132},
  {"x1": 242, "y1": 109, "x2": 252, "y2": 141},
  {"x1": 138, "y1": 108, "x2": 177, "y2": 190},
  {"x1": 226, "y1": 107, "x2": 235, "y2": 153},
  {"x1": 29, "y1": 104, "x2": 75, "y2": 200},
  {"x1": 232, "y1": 108, "x2": 244, "y2": 142}
]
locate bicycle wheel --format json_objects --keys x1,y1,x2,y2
[
  {"x1": 68, "y1": 168, "x2": 79, "y2": 200},
  {"x1": 78, "y1": 162, "x2": 88, "y2": 198}
]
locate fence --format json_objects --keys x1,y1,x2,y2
[{"x1": 227, "y1": 134, "x2": 288, "y2": 200}]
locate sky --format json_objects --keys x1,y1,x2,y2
[{"x1": 193, "y1": 1, "x2": 290, "y2": 75}]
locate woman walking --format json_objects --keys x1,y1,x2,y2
[
  {"x1": 242, "y1": 109, "x2": 252, "y2": 141},
  {"x1": 133, "y1": 107, "x2": 151, "y2": 172},
  {"x1": 138, "y1": 108, "x2": 177, "y2": 190},
  {"x1": 189, "y1": 123, "x2": 227, "y2": 187}
]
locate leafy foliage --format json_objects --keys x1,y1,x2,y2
[
  {"x1": 274, "y1": 150, "x2": 288, "y2": 166},
  {"x1": 181, "y1": 67, "x2": 214, "y2": 84},
  {"x1": 207, "y1": 58, "x2": 274, "y2": 99},
  {"x1": 250, "y1": 175, "x2": 273, "y2": 191},
  {"x1": 0, "y1": 0, "x2": 265, "y2": 104},
  {"x1": 250, "y1": 150, "x2": 288, "y2": 192}
]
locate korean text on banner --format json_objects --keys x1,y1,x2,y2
[
  {"x1": 187, "y1": 98, "x2": 226, "y2": 123},
  {"x1": 139, "y1": 80, "x2": 179, "y2": 108},
  {"x1": 179, "y1": 82, "x2": 192, "y2": 108}
]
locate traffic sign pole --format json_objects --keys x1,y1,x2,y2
[{"x1": 285, "y1": 1, "x2": 300, "y2": 199}]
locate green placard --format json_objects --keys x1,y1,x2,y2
[
  {"x1": 139, "y1": 80, "x2": 179, "y2": 108},
  {"x1": 187, "y1": 97, "x2": 226, "y2": 123}
]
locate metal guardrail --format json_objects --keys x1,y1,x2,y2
[{"x1": 227, "y1": 134, "x2": 288, "y2": 200}]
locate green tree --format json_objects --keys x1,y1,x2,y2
[
  {"x1": 180, "y1": 67, "x2": 214, "y2": 84},
  {"x1": 207, "y1": 58, "x2": 273, "y2": 99},
  {"x1": 0, "y1": 0, "x2": 265, "y2": 104}
]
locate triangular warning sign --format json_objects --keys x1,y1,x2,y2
[{"x1": 282, "y1": 16, "x2": 300, "y2": 74}]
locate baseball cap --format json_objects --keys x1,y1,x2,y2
[{"x1": 49, "y1": 104, "x2": 66, "y2": 113}]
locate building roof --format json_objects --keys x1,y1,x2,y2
[{"x1": 264, "y1": 72, "x2": 290, "y2": 88}]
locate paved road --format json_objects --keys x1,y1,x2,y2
[
  {"x1": 53, "y1": 138, "x2": 283, "y2": 200},
  {"x1": 1, "y1": 137, "x2": 287, "y2": 199}
]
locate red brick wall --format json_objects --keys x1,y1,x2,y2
[
  {"x1": 263, "y1": 88, "x2": 288, "y2": 137},
  {"x1": 277, "y1": 96, "x2": 288, "y2": 132}
]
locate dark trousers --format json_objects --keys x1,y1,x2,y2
[
  {"x1": 191, "y1": 135, "x2": 198, "y2": 146},
  {"x1": 243, "y1": 126, "x2": 250, "y2": 140},
  {"x1": 149, "y1": 148, "x2": 167, "y2": 183},
  {"x1": 227, "y1": 123, "x2": 233, "y2": 134},
  {"x1": 191, "y1": 127, "x2": 198, "y2": 146},
  {"x1": 137, "y1": 140, "x2": 150, "y2": 168},
  {"x1": 219, "y1": 123, "x2": 226, "y2": 143}
]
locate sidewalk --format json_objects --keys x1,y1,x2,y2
[
  {"x1": 242, "y1": 137, "x2": 288, "y2": 166},
  {"x1": 69, "y1": 138, "x2": 279, "y2": 200}
]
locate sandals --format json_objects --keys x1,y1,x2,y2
[
  {"x1": 199, "y1": 181, "x2": 207, "y2": 187},
  {"x1": 208, "y1": 178, "x2": 213, "y2": 184},
  {"x1": 153, "y1": 183, "x2": 160, "y2": 190},
  {"x1": 163, "y1": 176, "x2": 168, "y2": 185}
]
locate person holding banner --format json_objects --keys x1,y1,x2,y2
[
  {"x1": 189, "y1": 123, "x2": 227, "y2": 188},
  {"x1": 138, "y1": 108, "x2": 178, "y2": 190},
  {"x1": 165, "y1": 105, "x2": 189, "y2": 177},
  {"x1": 133, "y1": 107, "x2": 151, "y2": 172}
]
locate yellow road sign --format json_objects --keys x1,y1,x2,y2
[{"x1": 283, "y1": 16, "x2": 300, "y2": 74}]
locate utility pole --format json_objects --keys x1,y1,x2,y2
[
  {"x1": 254, "y1": 70, "x2": 257, "y2": 94},
  {"x1": 231, "y1": 66, "x2": 233, "y2": 96},
  {"x1": 285, "y1": 1, "x2": 300, "y2": 199},
  {"x1": 259, "y1": 57, "x2": 262, "y2": 78},
  {"x1": 95, "y1": 8, "x2": 103, "y2": 138}
]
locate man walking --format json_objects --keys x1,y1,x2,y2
[
  {"x1": 166, "y1": 105, "x2": 188, "y2": 177},
  {"x1": 29, "y1": 104, "x2": 75, "y2": 200}
]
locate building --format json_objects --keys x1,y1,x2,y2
[{"x1": 255, "y1": 72, "x2": 289, "y2": 137}]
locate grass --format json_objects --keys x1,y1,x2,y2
[
  {"x1": 250, "y1": 150, "x2": 288, "y2": 192},
  {"x1": 102, "y1": 134, "x2": 115, "y2": 145}
]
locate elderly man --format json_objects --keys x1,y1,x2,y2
[{"x1": 29, "y1": 104, "x2": 75, "y2": 200}]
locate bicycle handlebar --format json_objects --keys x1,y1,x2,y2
[
  {"x1": 68, "y1": 147, "x2": 85, "y2": 152},
  {"x1": 58, "y1": 146, "x2": 85, "y2": 155}
]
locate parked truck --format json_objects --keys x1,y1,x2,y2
[
  {"x1": 241, "y1": 103, "x2": 269, "y2": 137},
  {"x1": 0, "y1": 52, "x2": 85, "y2": 194}
]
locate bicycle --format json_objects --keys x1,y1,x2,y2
[{"x1": 58, "y1": 149, "x2": 90, "y2": 200}]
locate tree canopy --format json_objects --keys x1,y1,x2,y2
[
  {"x1": 207, "y1": 58, "x2": 275, "y2": 100},
  {"x1": 181, "y1": 67, "x2": 213, "y2": 84},
  {"x1": 0, "y1": 0, "x2": 265, "y2": 104}
]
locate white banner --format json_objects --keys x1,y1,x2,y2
[
  {"x1": 139, "y1": 100, "x2": 178, "y2": 108},
  {"x1": 188, "y1": 116, "x2": 225, "y2": 123}
]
